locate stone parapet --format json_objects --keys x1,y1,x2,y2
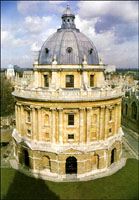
[{"x1": 13, "y1": 86, "x2": 122, "y2": 101}]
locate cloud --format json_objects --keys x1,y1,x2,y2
[
  {"x1": 77, "y1": 1, "x2": 138, "y2": 42},
  {"x1": 75, "y1": 14, "x2": 138, "y2": 68},
  {"x1": 24, "y1": 16, "x2": 52, "y2": 33},
  {"x1": 17, "y1": 1, "x2": 40, "y2": 15},
  {"x1": 17, "y1": 1, "x2": 66, "y2": 16}
]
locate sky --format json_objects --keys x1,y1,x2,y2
[{"x1": 1, "y1": 1, "x2": 138, "y2": 69}]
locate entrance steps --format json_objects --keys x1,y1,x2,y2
[{"x1": 63, "y1": 174, "x2": 79, "y2": 182}]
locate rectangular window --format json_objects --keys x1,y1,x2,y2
[
  {"x1": 90, "y1": 75, "x2": 94, "y2": 87},
  {"x1": 27, "y1": 129, "x2": 31, "y2": 136},
  {"x1": 109, "y1": 110, "x2": 112, "y2": 121},
  {"x1": 27, "y1": 111, "x2": 31, "y2": 122},
  {"x1": 68, "y1": 115, "x2": 74, "y2": 125},
  {"x1": 109, "y1": 128, "x2": 112, "y2": 133},
  {"x1": 68, "y1": 134, "x2": 74, "y2": 140},
  {"x1": 66, "y1": 75, "x2": 74, "y2": 88},
  {"x1": 44, "y1": 75, "x2": 49, "y2": 87}
]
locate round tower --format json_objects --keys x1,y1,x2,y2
[{"x1": 12, "y1": 4, "x2": 123, "y2": 181}]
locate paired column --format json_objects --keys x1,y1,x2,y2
[
  {"x1": 99, "y1": 106, "x2": 105, "y2": 140},
  {"x1": 17, "y1": 104, "x2": 21, "y2": 134},
  {"x1": 31, "y1": 106, "x2": 37, "y2": 140},
  {"x1": 51, "y1": 108, "x2": 56, "y2": 143},
  {"x1": 104, "y1": 107, "x2": 108, "y2": 139},
  {"x1": 58, "y1": 108, "x2": 63, "y2": 144},
  {"x1": 114, "y1": 104, "x2": 118, "y2": 134},
  {"x1": 117, "y1": 103, "x2": 121, "y2": 132},
  {"x1": 86, "y1": 107, "x2": 92, "y2": 142},
  {"x1": 20, "y1": 105, "x2": 24, "y2": 136},
  {"x1": 79, "y1": 108, "x2": 85, "y2": 143},
  {"x1": 36, "y1": 106, "x2": 41, "y2": 141}
]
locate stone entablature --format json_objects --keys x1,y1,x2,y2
[{"x1": 13, "y1": 128, "x2": 123, "y2": 152}]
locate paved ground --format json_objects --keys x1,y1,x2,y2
[{"x1": 122, "y1": 125, "x2": 139, "y2": 159}]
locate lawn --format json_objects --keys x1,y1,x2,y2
[{"x1": 1, "y1": 159, "x2": 138, "y2": 200}]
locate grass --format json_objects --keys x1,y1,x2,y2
[
  {"x1": 1, "y1": 158, "x2": 138, "y2": 200},
  {"x1": 0, "y1": 128, "x2": 13, "y2": 157}
]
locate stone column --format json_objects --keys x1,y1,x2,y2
[
  {"x1": 86, "y1": 107, "x2": 92, "y2": 142},
  {"x1": 58, "y1": 108, "x2": 63, "y2": 144},
  {"x1": 31, "y1": 106, "x2": 36, "y2": 140},
  {"x1": 17, "y1": 104, "x2": 21, "y2": 135},
  {"x1": 36, "y1": 106, "x2": 41, "y2": 141},
  {"x1": 99, "y1": 106, "x2": 105, "y2": 140},
  {"x1": 51, "y1": 108, "x2": 56, "y2": 143},
  {"x1": 117, "y1": 103, "x2": 121, "y2": 132},
  {"x1": 104, "y1": 107, "x2": 108, "y2": 139},
  {"x1": 114, "y1": 104, "x2": 118, "y2": 134},
  {"x1": 15, "y1": 105, "x2": 18, "y2": 131},
  {"x1": 20, "y1": 105, "x2": 24, "y2": 136},
  {"x1": 79, "y1": 108, "x2": 85, "y2": 143}
]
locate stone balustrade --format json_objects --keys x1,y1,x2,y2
[{"x1": 13, "y1": 86, "x2": 122, "y2": 100}]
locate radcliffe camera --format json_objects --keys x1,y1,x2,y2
[{"x1": 1, "y1": 2, "x2": 138, "y2": 200}]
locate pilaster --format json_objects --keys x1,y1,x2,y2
[
  {"x1": 86, "y1": 107, "x2": 92, "y2": 142},
  {"x1": 50, "y1": 108, "x2": 56, "y2": 143},
  {"x1": 79, "y1": 108, "x2": 85, "y2": 143},
  {"x1": 99, "y1": 106, "x2": 105, "y2": 140},
  {"x1": 58, "y1": 108, "x2": 63, "y2": 144}
]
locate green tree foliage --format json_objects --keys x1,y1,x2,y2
[{"x1": 0, "y1": 74, "x2": 15, "y2": 116}]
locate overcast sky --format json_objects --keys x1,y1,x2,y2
[{"x1": 1, "y1": 1, "x2": 138, "y2": 69}]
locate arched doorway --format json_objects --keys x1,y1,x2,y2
[
  {"x1": 23, "y1": 149, "x2": 30, "y2": 167},
  {"x1": 111, "y1": 148, "x2": 116, "y2": 164},
  {"x1": 66, "y1": 157, "x2": 77, "y2": 174}
]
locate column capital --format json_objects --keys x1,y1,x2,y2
[
  {"x1": 57, "y1": 108, "x2": 63, "y2": 112},
  {"x1": 86, "y1": 107, "x2": 92, "y2": 111},
  {"x1": 50, "y1": 108, "x2": 57, "y2": 111},
  {"x1": 115, "y1": 102, "x2": 121, "y2": 106},
  {"x1": 79, "y1": 107, "x2": 86, "y2": 111},
  {"x1": 100, "y1": 105, "x2": 105, "y2": 109},
  {"x1": 35, "y1": 106, "x2": 41, "y2": 110},
  {"x1": 16, "y1": 103, "x2": 21, "y2": 106}
]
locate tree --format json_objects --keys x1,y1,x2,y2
[{"x1": 0, "y1": 74, "x2": 15, "y2": 116}]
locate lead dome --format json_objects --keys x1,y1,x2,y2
[{"x1": 38, "y1": 4, "x2": 99, "y2": 65}]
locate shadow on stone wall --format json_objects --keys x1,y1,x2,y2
[{"x1": 3, "y1": 171, "x2": 60, "y2": 200}]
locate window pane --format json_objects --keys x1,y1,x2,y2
[
  {"x1": 68, "y1": 115, "x2": 74, "y2": 125},
  {"x1": 27, "y1": 111, "x2": 30, "y2": 122},
  {"x1": 66, "y1": 75, "x2": 74, "y2": 88},
  {"x1": 44, "y1": 75, "x2": 49, "y2": 87},
  {"x1": 90, "y1": 75, "x2": 94, "y2": 87},
  {"x1": 68, "y1": 134, "x2": 74, "y2": 139}
]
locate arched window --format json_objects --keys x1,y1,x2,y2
[
  {"x1": 43, "y1": 156, "x2": 50, "y2": 169},
  {"x1": 93, "y1": 154, "x2": 99, "y2": 169},
  {"x1": 45, "y1": 114, "x2": 49, "y2": 125},
  {"x1": 125, "y1": 104, "x2": 128, "y2": 116},
  {"x1": 131, "y1": 102, "x2": 137, "y2": 120},
  {"x1": 111, "y1": 148, "x2": 117, "y2": 164}
]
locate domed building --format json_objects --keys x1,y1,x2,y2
[{"x1": 12, "y1": 4, "x2": 123, "y2": 181}]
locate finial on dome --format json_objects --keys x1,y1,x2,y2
[{"x1": 67, "y1": 3, "x2": 70, "y2": 8}]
